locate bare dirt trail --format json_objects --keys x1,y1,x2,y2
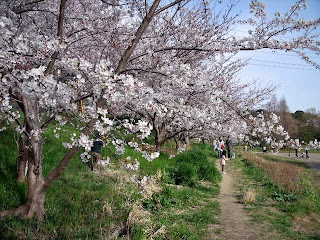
[{"x1": 207, "y1": 160, "x2": 279, "y2": 240}]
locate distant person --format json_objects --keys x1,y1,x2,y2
[
  {"x1": 226, "y1": 136, "x2": 233, "y2": 159},
  {"x1": 295, "y1": 147, "x2": 299, "y2": 157},
  {"x1": 91, "y1": 135, "x2": 104, "y2": 171},
  {"x1": 305, "y1": 147, "x2": 310, "y2": 159},
  {"x1": 216, "y1": 141, "x2": 222, "y2": 158},
  {"x1": 220, "y1": 150, "x2": 229, "y2": 174},
  {"x1": 213, "y1": 139, "x2": 217, "y2": 151},
  {"x1": 263, "y1": 146, "x2": 267, "y2": 153},
  {"x1": 244, "y1": 145, "x2": 248, "y2": 152},
  {"x1": 219, "y1": 137, "x2": 224, "y2": 150},
  {"x1": 300, "y1": 151, "x2": 304, "y2": 158}
]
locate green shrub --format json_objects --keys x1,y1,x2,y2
[
  {"x1": 168, "y1": 146, "x2": 221, "y2": 187},
  {"x1": 169, "y1": 162, "x2": 198, "y2": 187}
]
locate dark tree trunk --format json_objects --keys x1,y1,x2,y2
[
  {"x1": 0, "y1": 164, "x2": 46, "y2": 220},
  {"x1": 155, "y1": 127, "x2": 167, "y2": 152},
  {"x1": 174, "y1": 137, "x2": 180, "y2": 150},
  {"x1": 155, "y1": 135, "x2": 162, "y2": 152},
  {"x1": 185, "y1": 135, "x2": 191, "y2": 149}
]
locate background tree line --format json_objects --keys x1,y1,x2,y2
[{"x1": 266, "y1": 95, "x2": 320, "y2": 143}]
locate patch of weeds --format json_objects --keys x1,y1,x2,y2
[
  {"x1": 142, "y1": 180, "x2": 220, "y2": 239},
  {"x1": 235, "y1": 152, "x2": 320, "y2": 240},
  {"x1": 272, "y1": 191, "x2": 299, "y2": 202}
]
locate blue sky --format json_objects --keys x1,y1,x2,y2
[{"x1": 227, "y1": 0, "x2": 320, "y2": 113}]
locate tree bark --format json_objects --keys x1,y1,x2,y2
[
  {"x1": 1, "y1": 95, "x2": 47, "y2": 220},
  {"x1": 174, "y1": 137, "x2": 181, "y2": 150},
  {"x1": 185, "y1": 135, "x2": 191, "y2": 149},
  {"x1": 16, "y1": 134, "x2": 30, "y2": 182},
  {"x1": 0, "y1": 164, "x2": 46, "y2": 220},
  {"x1": 154, "y1": 124, "x2": 167, "y2": 152},
  {"x1": 23, "y1": 163, "x2": 46, "y2": 220}
]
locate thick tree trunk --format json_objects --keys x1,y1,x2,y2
[
  {"x1": 16, "y1": 153, "x2": 28, "y2": 183},
  {"x1": 1, "y1": 96, "x2": 47, "y2": 220},
  {"x1": 155, "y1": 127, "x2": 167, "y2": 152},
  {"x1": 23, "y1": 163, "x2": 46, "y2": 220},
  {"x1": 155, "y1": 139, "x2": 162, "y2": 152},
  {"x1": 185, "y1": 135, "x2": 191, "y2": 149},
  {"x1": 0, "y1": 164, "x2": 46, "y2": 220}
]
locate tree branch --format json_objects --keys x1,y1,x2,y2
[
  {"x1": 155, "y1": 0, "x2": 187, "y2": 15},
  {"x1": 44, "y1": 0, "x2": 67, "y2": 75},
  {"x1": 115, "y1": 0, "x2": 161, "y2": 74}
]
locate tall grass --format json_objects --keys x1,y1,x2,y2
[
  {"x1": 236, "y1": 152, "x2": 320, "y2": 239},
  {"x1": 241, "y1": 152, "x2": 307, "y2": 193}
]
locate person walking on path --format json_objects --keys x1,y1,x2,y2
[
  {"x1": 305, "y1": 146, "x2": 310, "y2": 159},
  {"x1": 220, "y1": 150, "x2": 229, "y2": 174},
  {"x1": 226, "y1": 136, "x2": 233, "y2": 159}
]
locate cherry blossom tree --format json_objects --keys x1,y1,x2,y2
[{"x1": 0, "y1": 0, "x2": 319, "y2": 220}]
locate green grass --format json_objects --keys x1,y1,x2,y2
[
  {"x1": 140, "y1": 183, "x2": 220, "y2": 240},
  {"x1": 0, "y1": 126, "x2": 141, "y2": 239},
  {"x1": 232, "y1": 153, "x2": 320, "y2": 240},
  {"x1": 0, "y1": 126, "x2": 222, "y2": 239}
]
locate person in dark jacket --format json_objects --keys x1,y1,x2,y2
[
  {"x1": 91, "y1": 136, "x2": 103, "y2": 171},
  {"x1": 226, "y1": 136, "x2": 233, "y2": 159}
]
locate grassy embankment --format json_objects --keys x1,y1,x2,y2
[
  {"x1": 233, "y1": 151, "x2": 320, "y2": 240},
  {"x1": 0, "y1": 126, "x2": 221, "y2": 240}
]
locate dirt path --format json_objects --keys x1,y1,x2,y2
[{"x1": 207, "y1": 161, "x2": 279, "y2": 240}]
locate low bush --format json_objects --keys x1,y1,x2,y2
[{"x1": 168, "y1": 145, "x2": 221, "y2": 187}]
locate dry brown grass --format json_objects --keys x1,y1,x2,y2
[
  {"x1": 243, "y1": 188, "x2": 256, "y2": 204},
  {"x1": 241, "y1": 152, "x2": 307, "y2": 193}
]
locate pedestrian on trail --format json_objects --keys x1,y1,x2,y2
[
  {"x1": 216, "y1": 141, "x2": 222, "y2": 158},
  {"x1": 305, "y1": 146, "x2": 310, "y2": 159},
  {"x1": 213, "y1": 139, "x2": 217, "y2": 151},
  {"x1": 263, "y1": 146, "x2": 267, "y2": 153},
  {"x1": 219, "y1": 137, "x2": 224, "y2": 150},
  {"x1": 295, "y1": 147, "x2": 299, "y2": 157},
  {"x1": 226, "y1": 136, "x2": 233, "y2": 159},
  {"x1": 300, "y1": 151, "x2": 304, "y2": 158},
  {"x1": 91, "y1": 135, "x2": 104, "y2": 171},
  {"x1": 220, "y1": 149, "x2": 229, "y2": 174}
]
